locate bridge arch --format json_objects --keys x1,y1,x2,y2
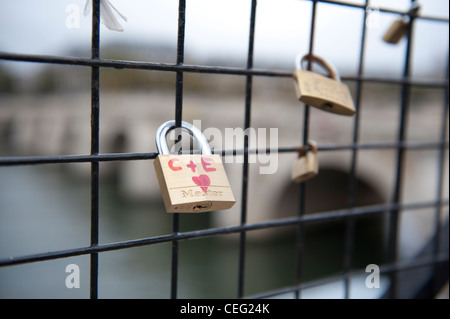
[{"x1": 275, "y1": 166, "x2": 387, "y2": 279}]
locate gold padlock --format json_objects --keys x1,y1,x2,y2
[
  {"x1": 153, "y1": 120, "x2": 236, "y2": 213},
  {"x1": 291, "y1": 141, "x2": 319, "y2": 183},
  {"x1": 383, "y1": 3, "x2": 419, "y2": 44},
  {"x1": 382, "y1": 18, "x2": 409, "y2": 44},
  {"x1": 294, "y1": 53, "x2": 356, "y2": 116}
]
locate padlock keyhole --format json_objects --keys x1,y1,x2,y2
[
  {"x1": 193, "y1": 202, "x2": 213, "y2": 211},
  {"x1": 323, "y1": 102, "x2": 333, "y2": 110}
]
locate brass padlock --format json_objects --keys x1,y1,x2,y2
[
  {"x1": 153, "y1": 120, "x2": 236, "y2": 213},
  {"x1": 294, "y1": 53, "x2": 356, "y2": 116},
  {"x1": 382, "y1": 18, "x2": 409, "y2": 44},
  {"x1": 291, "y1": 141, "x2": 319, "y2": 183},
  {"x1": 383, "y1": 3, "x2": 419, "y2": 44}
]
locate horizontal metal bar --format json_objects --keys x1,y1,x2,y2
[
  {"x1": 0, "y1": 141, "x2": 447, "y2": 166},
  {"x1": 279, "y1": 141, "x2": 449, "y2": 153},
  {"x1": 343, "y1": 75, "x2": 449, "y2": 88},
  {"x1": 0, "y1": 152, "x2": 158, "y2": 166},
  {"x1": 309, "y1": 0, "x2": 449, "y2": 22},
  {"x1": 248, "y1": 252, "x2": 449, "y2": 299},
  {"x1": 1, "y1": 199, "x2": 447, "y2": 267},
  {"x1": 0, "y1": 52, "x2": 448, "y2": 88},
  {"x1": 0, "y1": 52, "x2": 288, "y2": 77}
]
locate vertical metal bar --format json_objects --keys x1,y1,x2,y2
[
  {"x1": 343, "y1": 0, "x2": 369, "y2": 299},
  {"x1": 90, "y1": 0, "x2": 100, "y2": 300},
  {"x1": 237, "y1": 0, "x2": 257, "y2": 299},
  {"x1": 175, "y1": 0, "x2": 186, "y2": 127},
  {"x1": 386, "y1": 0, "x2": 417, "y2": 299},
  {"x1": 295, "y1": 0, "x2": 317, "y2": 299},
  {"x1": 432, "y1": 54, "x2": 449, "y2": 295},
  {"x1": 170, "y1": 0, "x2": 186, "y2": 300},
  {"x1": 170, "y1": 215, "x2": 179, "y2": 300}
]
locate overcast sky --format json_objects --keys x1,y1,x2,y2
[{"x1": 0, "y1": 0, "x2": 448, "y2": 78}]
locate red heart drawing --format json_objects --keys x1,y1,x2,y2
[{"x1": 192, "y1": 174, "x2": 211, "y2": 192}]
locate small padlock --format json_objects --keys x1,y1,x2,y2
[
  {"x1": 383, "y1": 3, "x2": 419, "y2": 44},
  {"x1": 294, "y1": 53, "x2": 356, "y2": 116},
  {"x1": 382, "y1": 18, "x2": 409, "y2": 44},
  {"x1": 291, "y1": 141, "x2": 319, "y2": 183},
  {"x1": 153, "y1": 120, "x2": 236, "y2": 213}
]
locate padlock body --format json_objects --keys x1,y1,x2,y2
[
  {"x1": 154, "y1": 154, "x2": 235, "y2": 213},
  {"x1": 383, "y1": 19, "x2": 409, "y2": 44},
  {"x1": 292, "y1": 152, "x2": 319, "y2": 183},
  {"x1": 294, "y1": 70, "x2": 356, "y2": 116}
]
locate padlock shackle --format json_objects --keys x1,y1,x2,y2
[
  {"x1": 296, "y1": 53, "x2": 341, "y2": 82},
  {"x1": 156, "y1": 120, "x2": 212, "y2": 155},
  {"x1": 297, "y1": 140, "x2": 318, "y2": 158}
]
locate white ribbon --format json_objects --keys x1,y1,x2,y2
[{"x1": 84, "y1": 0, "x2": 127, "y2": 32}]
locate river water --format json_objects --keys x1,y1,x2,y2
[
  {"x1": 0, "y1": 158, "x2": 306, "y2": 298},
  {"x1": 0, "y1": 142, "x2": 388, "y2": 299}
]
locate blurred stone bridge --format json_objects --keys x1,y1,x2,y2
[{"x1": 0, "y1": 87, "x2": 448, "y2": 259}]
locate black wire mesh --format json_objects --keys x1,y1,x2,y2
[{"x1": 0, "y1": 0, "x2": 448, "y2": 299}]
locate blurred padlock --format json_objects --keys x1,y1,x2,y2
[
  {"x1": 153, "y1": 120, "x2": 235, "y2": 213},
  {"x1": 382, "y1": 3, "x2": 420, "y2": 44},
  {"x1": 382, "y1": 18, "x2": 409, "y2": 44},
  {"x1": 294, "y1": 54, "x2": 356, "y2": 116},
  {"x1": 291, "y1": 141, "x2": 319, "y2": 183}
]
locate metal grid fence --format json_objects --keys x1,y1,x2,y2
[{"x1": 0, "y1": 0, "x2": 449, "y2": 299}]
